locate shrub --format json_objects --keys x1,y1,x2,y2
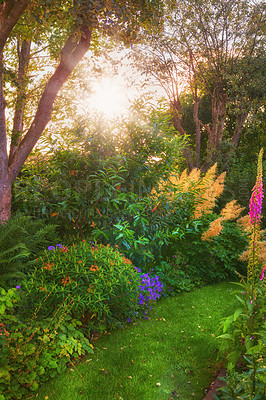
[
  {"x1": 150, "y1": 164, "x2": 248, "y2": 281},
  {"x1": 24, "y1": 241, "x2": 142, "y2": 334},
  {"x1": 150, "y1": 260, "x2": 196, "y2": 296},
  {"x1": 170, "y1": 219, "x2": 248, "y2": 282},
  {"x1": 12, "y1": 109, "x2": 184, "y2": 238},
  {"x1": 0, "y1": 287, "x2": 93, "y2": 400}
]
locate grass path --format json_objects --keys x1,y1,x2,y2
[{"x1": 29, "y1": 281, "x2": 238, "y2": 400}]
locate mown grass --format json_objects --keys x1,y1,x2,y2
[{"x1": 27, "y1": 281, "x2": 238, "y2": 400}]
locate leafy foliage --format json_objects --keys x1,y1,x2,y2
[
  {"x1": 0, "y1": 287, "x2": 93, "y2": 400},
  {"x1": 12, "y1": 110, "x2": 184, "y2": 238}
]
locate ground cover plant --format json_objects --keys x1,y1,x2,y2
[{"x1": 22, "y1": 281, "x2": 239, "y2": 400}]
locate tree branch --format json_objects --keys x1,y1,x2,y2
[
  {"x1": 9, "y1": 27, "x2": 93, "y2": 183},
  {"x1": 0, "y1": 0, "x2": 29, "y2": 53}
]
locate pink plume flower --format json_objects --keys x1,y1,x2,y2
[{"x1": 249, "y1": 177, "x2": 264, "y2": 226}]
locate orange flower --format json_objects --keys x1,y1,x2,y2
[
  {"x1": 92, "y1": 221, "x2": 95, "y2": 228},
  {"x1": 78, "y1": 260, "x2": 82, "y2": 263},
  {"x1": 62, "y1": 275, "x2": 70, "y2": 285},
  {"x1": 51, "y1": 212, "x2": 58, "y2": 217},
  {"x1": 152, "y1": 205, "x2": 158, "y2": 212},
  {"x1": 60, "y1": 247, "x2": 68, "y2": 252},
  {"x1": 96, "y1": 208, "x2": 102, "y2": 217},
  {"x1": 44, "y1": 263, "x2": 52, "y2": 270},
  {"x1": 90, "y1": 265, "x2": 99, "y2": 272}
]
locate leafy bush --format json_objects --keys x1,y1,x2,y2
[
  {"x1": 150, "y1": 164, "x2": 249, "y2": 281},
  {"x1": 0, "y1": 214, "x2": 59, "y2": 289},
  {"x1": 170, "y1": 220, "x2": 248, "y2": 282},
  {"x1": 12, "y1": 109, "x2": 184, "y2": 238},
  {"x1": 24, "y1": 241, "x2": 142, "y2": 333},
  {"x1": 215, "y1": 358, "x2": 266, "y2": 400},
  {"x1": 152, "y1": 260, "x2": 197, "y2": 296},
  {"x1": 0, "y1": 287, "x2": 93, "y2": 400}
]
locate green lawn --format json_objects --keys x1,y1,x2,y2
[{"x1": 26, "y1": 281, "x2": 238, "y2": 400}]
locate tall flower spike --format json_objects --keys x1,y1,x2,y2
[
  {"x1": 249, "y1": 149, "x2": 264, "y2": 226},
  {"x1": 247, "y1": 148, "x2": 264, "y2": 291}
]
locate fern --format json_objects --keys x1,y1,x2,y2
[{"x1": 0, "y1": 213, "x2": 59, "y2": 288}]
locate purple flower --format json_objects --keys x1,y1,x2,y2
[
  {"x1": 16, "y1": 285, "x2": 21, "y2": 289},
  {"x1": 48, "y1": 246, "x2": 55, "y2": 251},
  {"x1": 126, "y1": 318, "x2": 131, "y2": 323},
  {"x1": 56, "y1": 244, "x2": 63, "y2": 248}
]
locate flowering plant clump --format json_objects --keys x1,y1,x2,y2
[
  {"x1": 136, "y1": 267, "x2": 163, "y2": 305},
  {"x1": 24, "y1": 241, "x2": 142, "y2": 334},
  {"x1": 218, "y1": 149, "x2": 265, "y2": 399},
  {"x1": 124, "y1": 267, "x2": 164, "y2": 322}
]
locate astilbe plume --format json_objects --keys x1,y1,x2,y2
[
  {"x1": 202, "y1": 200, "x2": 245, "y2": 241},
  {"x1": 153, "y1": 164, "x2": 226, "y2": 220}
]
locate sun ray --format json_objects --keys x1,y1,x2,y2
[{"x1": 75, "y1": 77, "x2": 128, "y2": 119}]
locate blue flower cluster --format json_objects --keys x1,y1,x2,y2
[{"x1": 135, "y1": 267, "x2": 163, "y2": 306}]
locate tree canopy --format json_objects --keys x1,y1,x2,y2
[{"x1": 131, "y1": 0, "x2": 265, "y2": 170}]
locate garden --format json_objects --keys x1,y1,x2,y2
[
  {"x1": 1, "y1": 144, "x2": 265, "y2": 400},
  {"x1": 0, "y1": 1, "x2": 265, "y2": 399}
]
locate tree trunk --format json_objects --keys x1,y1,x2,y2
[
  {"x1": 0, "y1": 25, "x2": 92, "y2": 223},
  {"x1": 171, "y1": 99, "x2": 194, "y2": 171},
  {"x1": 0, "y1": 51, "x2": 11, "y2": 222},
  {"x1": 201, "y1": 92, "x2": 226, "y2": 172},
  {"x1": 9, "y1": 38, "x2": 31, "y2": 160},
  {"x1": 232, "y1": 112, "x2": 248, "y2": 148},
  {"x1": 8, "y1": 28, "x2": 93, "y2": 183},
  {"x1": 193, "y1": 96, "x2": 201, "y2": 168},
  {"x1": 0, "y1": 177, "x2": 12, "y2": 223},
  {"x1": 0, "y1": 1, "x2": 28, "y2": 53}
]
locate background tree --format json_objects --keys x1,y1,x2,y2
[
  {"x1": 0, "y1": 0, "x2": 163, "y2": 223},
  {"x1": 132, "y1": 0, "x2": 265, "y2": 171}
]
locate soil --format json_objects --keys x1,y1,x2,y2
[{"x1": 202, "y1": 368, "x2": 227, "y2": 400}]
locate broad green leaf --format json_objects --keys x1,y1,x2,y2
[{"x1": 233, "y1": 308, "x2": 243, "y2": 321}]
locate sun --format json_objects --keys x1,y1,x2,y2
[{"x1": 76, "y1": 77, "x2": 128, "y2": 119}]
